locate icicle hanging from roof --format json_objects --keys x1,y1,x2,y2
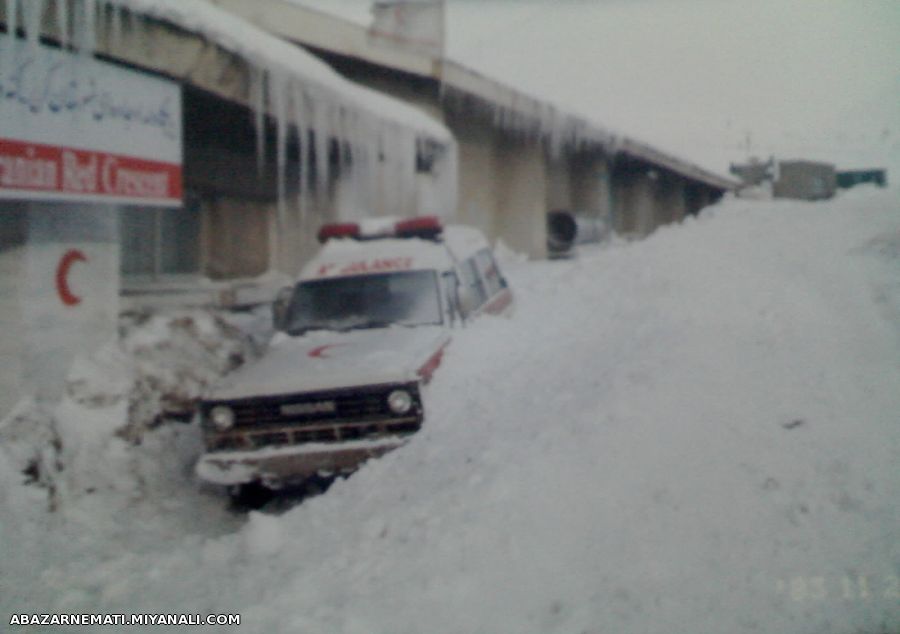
[
  {"x1": 441, "y1": 82, "x2": 618, "y2": 160},
  {"x1": 22, "y1": 0, "x2": 42, "y2": 49},
  {"x1": 79, "y1": 0, "x2": 96, "y2": 55},
  {"x1": 54, "y1": 0, "x2": 69, "y2": 49},
  {"x1": 312, "y1": 97, "x2": 330, "y2": 205},
  {"x1": 5, "y1": 0, "x2": 17, "y2": 37},
  {"x1": 268, "y1": 68, "x2": 289, "y2": 228},
  {"x1": 249, "y1": 65, "x2": 267, "y2": 177},
  {"x1": 290, "y1": 81, "x2": 308, "y2": 219},
  {"x1": 109, "y1": 1, "x2": 124, "y2": 50}
]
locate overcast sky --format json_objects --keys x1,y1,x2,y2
[{"x1": 295, "y1": 0, "x2": 900, "y2": 173}]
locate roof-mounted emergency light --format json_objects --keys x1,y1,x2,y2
[
  {"x1": 317, "y1": 223, "x2": 360, "y2": 243},
  {"x1": 318, "y1": 216, "x2": 443, "y2": 243},
  {"x1": 394, "y1": 216, "x2": 443, "y2": 240}
]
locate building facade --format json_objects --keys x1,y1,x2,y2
[
  {"x1": 211, "y1": 0, "x2": 735, "y2": 255},
  {"x1": 0, "y1": 0, "x2": 455, "y2": 416}
]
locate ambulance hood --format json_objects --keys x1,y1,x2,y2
[{"x1": 209, "y1": 326, "x2": 451, "y2": 400}]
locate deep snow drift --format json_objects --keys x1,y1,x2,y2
[{"x1": 1, "y1": 187, "x2": 899, "y2": 633}]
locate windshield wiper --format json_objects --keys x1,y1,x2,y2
[
  {"x1": 286, "y1": 325, "x2": 330, "y2": 336},
  {"x1": 289, "y1": 319, "x2": 419, "y2": 335},
  {"x1": 342, "y1": 319, "x2": 396, "y2": 332}
]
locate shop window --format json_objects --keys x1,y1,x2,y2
[{"x1": 120, "y1": 201, "x2": 200, "y2": 278}]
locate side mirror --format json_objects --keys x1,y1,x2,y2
[{"x1": 272, "y1": 286, "x2": 293, "y2": 332}]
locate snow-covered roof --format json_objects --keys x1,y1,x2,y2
[
  {"x1": 107, "y1": 0, "x2": 451, "y2": 145},
  {"x1": 1, "y1": 0, "x2": 449, "y2": 144},
  {"x1": 212, "y1": 0, "x2": 736, "y2": 190}
]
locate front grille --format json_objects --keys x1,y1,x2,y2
[
  {"x1": 215, "y1": 385, "x2": 413, "y2": 428},
  {"x1": 202, "y1": 383, "x2": 423, "y2": 452},
  {"x1": 206, "y1": 417, "x2": 421, "y2": 452}
]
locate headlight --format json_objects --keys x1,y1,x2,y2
[
  {"x1": 387, "y1": 389, "x2": 413, "y2": 415},
  {"x1": 209, "y1": 405, "x2": 235, "y2": 430}
]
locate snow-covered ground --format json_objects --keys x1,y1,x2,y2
[{"x1": 1, "y1": 185, "x2": 898, "y2": 633}]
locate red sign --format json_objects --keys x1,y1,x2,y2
[{"x1": 0, "y1": 138, "x2": 182, "y2": 205}]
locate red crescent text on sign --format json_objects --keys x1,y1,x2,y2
[
  {"x1": 308, "y1": 343, "x2": 347, "y2": 359},
  {"x1": 56, "y1": 249, "x2": 88, "y2": 306},
  {"x1": 0, "y1": 138, "x2": 183, "y2": 202}
]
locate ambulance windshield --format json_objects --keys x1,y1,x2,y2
[{"x1": 284, "y1": 270, "x2": 443, "y2": 335}]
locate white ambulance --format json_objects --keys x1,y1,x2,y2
[{"x1": 196, "y1": 216, "x2": 513, "y2": 497}]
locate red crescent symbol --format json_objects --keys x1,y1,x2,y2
[
  {"x1": 308, "y1": 343, "x2": 345, "y2": 359},
  {"x1": 56, "y1": 249, "x2": 88, "y2": 307}
]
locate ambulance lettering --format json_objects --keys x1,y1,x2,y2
[{"x1": 316, "y1": 257, "x2": 413, "y2": 277}]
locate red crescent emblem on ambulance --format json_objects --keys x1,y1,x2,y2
[
  {"x1": 56, "y1": 249, "x2": 88, "y2": 307},
  {"x1": 308, "y1": 344, "x2": 345, "y2": 359}
]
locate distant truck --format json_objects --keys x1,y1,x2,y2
[
  {"x1": 773, "y1": 160, "x2": 836, "y2": 201},
  {"x1": 196, "y1": 216, "x2": 512, "y2": 500},
  {"x1": 836, "y1": 169, "x2": 887, "y2": 190}
]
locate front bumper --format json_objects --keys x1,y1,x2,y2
[{"x1": 196, "y1": 435, "x2": 411, "y2": 488}]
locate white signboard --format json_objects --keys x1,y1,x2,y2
[
  {"x1": 23, "y1": 240, "x2": 120, "y2": 404},
  {"x1": 0, "y1": 35, "x2": 183, "y2": 206}
]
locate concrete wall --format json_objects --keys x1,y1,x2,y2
[
  {"x1": 449, "y1": 111, "x2": 548, "y2": 258},
  {"x1": 612, "y1": 165, "x2": 656, "y2": 236},
  {"x1": 454, "y1": 121, "x2": 499, "y2": 238},
  {"x1": 546, "y1": 157, "x2": 574, "y2": 212},
  {"x1": 653, "y1": 171, "x2": 688, "y2": 226},
  {"x1": 494, "y1": 137, "x2": 549, "y2": 259},
  {"x1": 202, "y1": 197, "x2": 272, "y2": 280},
  {"x1": 569, "y1": 153, "x2": 613, "y2": 220},
  {"x1": 611, "y1": 160, "x2": 721, "y2": 237}
]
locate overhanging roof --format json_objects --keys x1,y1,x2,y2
[
  {"x1": 210, "y1": 0, "x2": 737, "y2": 191},
  {"x1": 0, "y1": 0, "x2": 453, "y2": 146}
]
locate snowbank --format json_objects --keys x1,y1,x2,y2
[
  {"x1": 0, "y1": 309, "x2": 263, "y2": 504},
  {"x1": 1, "y1": 186, "x2": 898, "y2": 633}
]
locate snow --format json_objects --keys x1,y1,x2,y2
[
  {"x1": 99, "y1": 0, "x2": 451, "y2": 141},
  {"x1": 2, "y1": 184, "x2": 899, "y2": 632},
  {"x1": 197, "y1": 436, "x2": 410, "y2": 486},
  {"x1": 210, "y1": 326, "x2": 450, "y2": 400}
]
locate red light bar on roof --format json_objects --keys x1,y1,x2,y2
[
  {"x1": 394, "y1": 216, "x2": 443, "y2": 240},
  {"x1": 317, "y1": 216, "x2": 443, "y2": 243},
  {"x1": 317, "y1": 223, "x2": 360, "y2": 243}
]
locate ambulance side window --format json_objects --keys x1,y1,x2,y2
[
  {"x1": 442, "y1": 271, "x2": 462, "y2": 324},
  {"x1": 475, "y1": 249, "x2": 506, "y2": 297},
  {"x1": 458, "y1": 257, "x2": 488, "y2": 314}
]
